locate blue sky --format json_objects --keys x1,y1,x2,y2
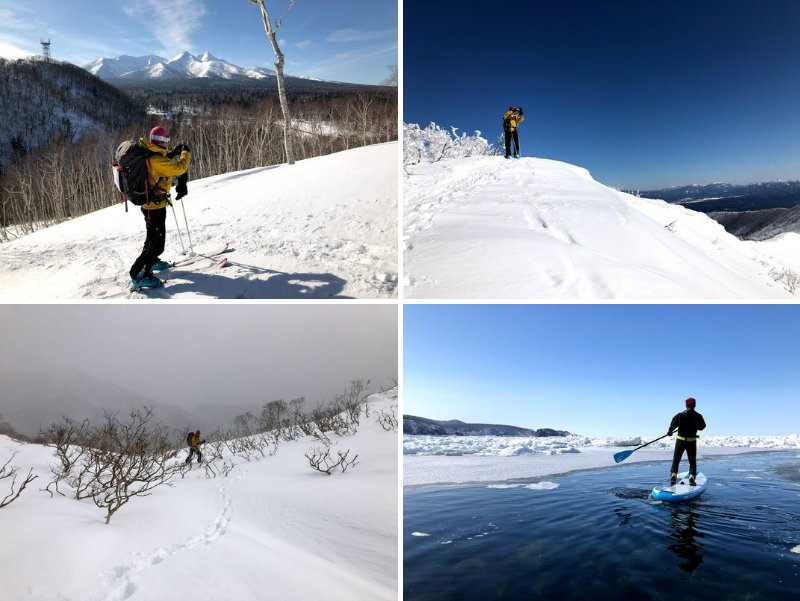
[
  {"x1": 404, "y1": 304, "x2": 800, "y2": 437},
  {"x1": 404, "y1": 0, "x2": 800, "y2": 189},
  {"x1": 0, "y1": 0, "x2": 397, "y2": 84}
]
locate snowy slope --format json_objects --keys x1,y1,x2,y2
[
  {"x1": 403, "y1": 156, "x2": 800, "y2": 298},
  {"x1": 0, "y1": 392, "x2": 398, "y2": 601},
  {"x1": 0, "y1": 143, "x2": 397, "y2": 299}
]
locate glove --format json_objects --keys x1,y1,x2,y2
[
  {"x1": 179, "y1": 143, "x2": 191, "y2": 154},
  {"x1": 166, "y1": 145, "x2": 182, "y2": 158},
  {"x1": 175, "y1": 174, "x2": 188, "y2": 200},
  {"x1": 518, "y1": 107, "x2": 524, "y2": 116},
  {"x1": 667, "y1": 430, "x2": 673, "y2": 436}
]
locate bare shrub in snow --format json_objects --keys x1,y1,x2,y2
[
  {"x1": 770, "y1": 267, "x2": 799, "y2": 294},
  {"x1": 84, "y1": 407, "x2": 181, "y2": 524},
  {"x1": 41, "y1": 417, "x2": 93, "y2": 498},
  {"x1": 0, "y1": 451, "x2": 37, "y2": 508},
  {"x1": 305, "y1": 445, "x2": 358, "y2": 475},
  {"x1": 375, "y1": 404, "x2": 398, "y2": 432},
  {"x1": 404, "y1": 122, "x2": 492, "y2": 167}
]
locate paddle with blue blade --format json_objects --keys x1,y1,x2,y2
[{"x1": 613, "y1": 433, "x2": 671, "y2": 463}]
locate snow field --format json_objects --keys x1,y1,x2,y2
[
  {"x1": 0, "y1": 392, "x2": 398, "y2": 601},
  {"x1": 0, "y1": 143, "x2": 397, "y2": 299},
  {"x1": 403, "y1": 156, "x2": 800, "y2": 298}
]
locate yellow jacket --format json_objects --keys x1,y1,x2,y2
[
  {"x1": 189, "y1": 433, "x2": 201, "y2": 448},
  {"x1": 503, "y1": 111, "x2": 524, "y2": 132},
  {"x1": 137, "y1": 138, "x2": 191, "y2": 210}
]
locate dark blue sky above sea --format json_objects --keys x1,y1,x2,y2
[{"x1": 404, "y1": 0, "x2": 800, "y2": 189}]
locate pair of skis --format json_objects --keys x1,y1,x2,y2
[{"x1": 130, "y1": 242, "x2": 231, "y2": 291}]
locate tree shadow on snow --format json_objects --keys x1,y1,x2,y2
[{"x1": 144, "y1": 264, "x2": 351, "y2": 299}]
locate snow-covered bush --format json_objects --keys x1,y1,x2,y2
[{"x1": 404, "y1": 122, "x2": 493, "y2": 167}]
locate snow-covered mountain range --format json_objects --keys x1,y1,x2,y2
[
  {"x1": 85, "y1": 51, "x2": 277, "y2": 82},
  {"x1": 403, "y1": 415, "x2": 569, "y2": 437},
  {"x1": 404, "y1": 156, "x2": 800, "y2": 299},
  {"x1": 0, "y1": 143, "x2": 397, "y2": 299}
]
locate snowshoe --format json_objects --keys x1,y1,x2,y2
[
  {"x1": 131, "y1": 273, "x2": 163, "y2": 290},
  {"x1": 514, "y1": 154, "x2": 520, "y2": 159},
  {"x1": 504, "y1": 155, "x2": 511, "y2": 160}
]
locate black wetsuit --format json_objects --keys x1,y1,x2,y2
[{"x1": 668, "y1": 408, "x2": 706, "y2": 477}]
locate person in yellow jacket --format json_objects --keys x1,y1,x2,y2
[
  {"x1": 185, "y1": 430, "x2": 206, "y2": 464},
  {"x1": 503, "y1": 106, "x2": 524, "y2": 159},
  {"x1": 129, "y1": 125, "x2": 191, "y2": 287}
]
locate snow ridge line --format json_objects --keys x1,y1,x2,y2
[{"x1": 95, "y1": 466, "x2": 246, "y2": 601}]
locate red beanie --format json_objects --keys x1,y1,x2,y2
[
  {"x1": 149, "y1": 125, "x2": 170, "y2": 148},
  {"x1": 685, "y1": 397, "x2": 696, "y2": 408}
]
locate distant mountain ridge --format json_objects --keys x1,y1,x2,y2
[
  {"x1": 85, "y1": 51, "x2": 278, "y2": 82},
  {"x1": 403, "y1": 415, "x2": 570, "y2": 437},
  {"x1": 640, "y1": 180, "x2": 800, "y2": 213}
]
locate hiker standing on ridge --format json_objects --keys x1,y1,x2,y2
[
  {"x1": 503, "y1": 106, "x2": 524, "y2": 159},
  {"x1": 667, "y1": 397, "x2": 706, "y2": 486},
  {"x1": 128, "y1": 126, "x2": 191, "y2": 288},
  {"x1": 185, "y1": 430, "x2": 206, "y2": 464}
]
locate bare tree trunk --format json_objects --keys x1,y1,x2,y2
[{"x1": 250, "y1": 0, "x2": 296, "y2": 165}]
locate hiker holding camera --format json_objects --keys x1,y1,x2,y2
[
  {"x1": 503, "y1": 106, "x2": 524, "y2": 159},
  {"x1": 118, "y1": 125, "x2": 191, "y2": 289}
]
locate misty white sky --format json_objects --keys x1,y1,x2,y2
[{"x1": 0, "y1": 304, "x2": 397, "y2": 414}]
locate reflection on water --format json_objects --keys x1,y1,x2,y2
[
  {"x1": 405, "y1": 451, "x2": 800, "y2": 601},
  {"x1": 666, "y1": 508, "x2": 704, "y2": 572}
]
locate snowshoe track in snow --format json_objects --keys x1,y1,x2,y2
[{"x1": 96, "y1": 467, "x2": 245, "y2": 601}]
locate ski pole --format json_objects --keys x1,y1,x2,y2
[
  {"x1": 180, "y1": 197, "x2": 194, "y2": 254},
  {"x1": 170, "y1": 203, "x2": 186, "y2": 254}
]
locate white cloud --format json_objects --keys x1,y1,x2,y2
[
  {"x1": 326, "y1": 28, "x2": 395, "y2": 43},
  {"x1": 0, "y1": 39, "x2": 34, "y2": 59},
  {"x1": 294, "y1": 39, "x2": 312, "y2": 49},
  {"x1": 0, "y1": 8, "x2": 36, "y2": 31},
  {"x1": 301, "y1": 44, "x2": 397, "y2": 81},
  {"x1": 122, "y1": 0, "x2": 207, "y2": 55}
]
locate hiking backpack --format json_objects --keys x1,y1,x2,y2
[
  {"x1": 187, "y1": 432, "x2": 194, "y2": 446},
  {"x1": 112, "y1": 140, "x2": 158, "y2": 207}
]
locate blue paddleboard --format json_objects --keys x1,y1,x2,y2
[{"x1": 651, "y1": 471, "x2": 707, "y2": 502}]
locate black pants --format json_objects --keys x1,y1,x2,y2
[
  {"x1": 185, "y1": 447, "x2": 202, "y2": 464},
  {"x1": 130, "y1": 207, "x2": 167, "y2": 279},
  {"x1": 670, "y1": 439, "x2": 697, "y2": 476},
  {"x1": 504, "y1": 129, "x2": 520, "y2": 157}
]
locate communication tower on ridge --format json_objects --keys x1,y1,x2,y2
[{"x1": 40, "y1": 38, "x2": 51, "y2": 61}]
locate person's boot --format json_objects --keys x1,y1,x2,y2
[
  {"x1": 131, "y1": 271, "x2": 162, "y2": 290},
  {"x1": 670, "y1": 473, "x2": 677, "y2": 486}
]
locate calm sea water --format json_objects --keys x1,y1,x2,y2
[{"x1": 404, "y1": 451, "x2": 800, "y2": 601}]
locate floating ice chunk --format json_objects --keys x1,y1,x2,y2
[
  {"x1": 524, "y1": 482, "x2": 559, "y2": 491},
  {"x1": 411, "y1": 532, "x2": 430, "y2": 537},
  {"x1": 791, "y1": 545, "x2": 800, "y2": 554}
]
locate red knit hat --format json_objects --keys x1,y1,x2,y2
[
  {"x1": 685, "y1": 397, "x2": 696, "y2": 408},
  {"x1": 149, "y1": 125, "x2": 170, "y2": 148}
]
